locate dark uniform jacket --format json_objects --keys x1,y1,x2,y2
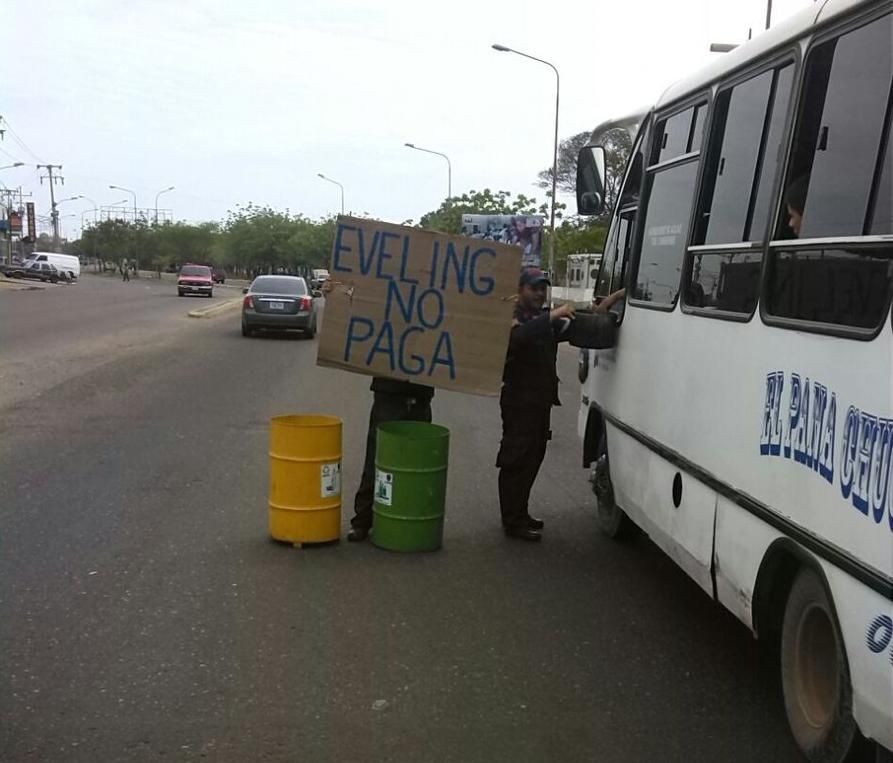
[
  {"x1": 501, "y1": 305, "x2": 567, "y2": 409},
  {"x1": 501, "y1": 305, "x2": 619, "y2": 409}
]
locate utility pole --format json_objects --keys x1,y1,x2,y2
[{"x1": 37, "y1": 164, "x2": 64, "y2": 248}]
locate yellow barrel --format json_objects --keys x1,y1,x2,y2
[{"x1": 269, "y1": 415, "x2": 342, "y2": 543}]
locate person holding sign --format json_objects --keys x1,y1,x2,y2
[
  {"x1": 497, "y1": 267, "x2": 623, "y2": 541},
  {"x1": 319, "y1": 276, "x2": 435, "y2": 543},
  {"x1": 347, "y1": 377, "x2": 434, "y2": 542}
]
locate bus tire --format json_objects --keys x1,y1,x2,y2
[
  {"x1": 592, "y1": 456, "x2": 637, "y2": 540},
  {"x1": 781, "y1": 566, "x2": 859, "y2": 763}
]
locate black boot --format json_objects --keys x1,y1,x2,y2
[{"x1": 347, "y1": 526, "x2": 370, "y2": 542}]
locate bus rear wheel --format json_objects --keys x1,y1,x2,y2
[
  {"x1": 591, "y1": 456, "x2": 637, "y2": 540},
  {"x1": 781, "y1": 567, "x2": 859, "y2": 763}
]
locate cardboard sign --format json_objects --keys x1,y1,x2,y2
[{"x1": 317, "y1": 216, "x2": 522, "y2": 396}]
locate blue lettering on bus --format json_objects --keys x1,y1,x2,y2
[{"x1": 759, "y1": 373, "x2": 891, "y2": 534}]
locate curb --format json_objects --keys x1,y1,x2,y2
[
  {"x1": 188, "y1": 298, "x2": 242, "y2": 319},
  {"x1": 0, "y1": 277, "x2": 44, "y2": 291}
]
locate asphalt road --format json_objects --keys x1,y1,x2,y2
[{"x1": 0, "y1": 274, "x2": 803, "y2": 762}]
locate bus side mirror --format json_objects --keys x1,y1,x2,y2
[{"x1": 577, "y1": 146, "x2": 606, "y2": 216}]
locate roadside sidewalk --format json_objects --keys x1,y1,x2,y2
[{"x1": 0, "y1": 276, "x2": 48, "y2": 291}]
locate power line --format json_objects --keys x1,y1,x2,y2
[
  {"x1": 0, "y1": 116, "x2": 44, "y2": 164},
  {"x1": 0, "y1": 145, "x2": 25, "y2": 164}
]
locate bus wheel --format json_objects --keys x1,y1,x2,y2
[
  {"x1": 781, "y1": 567, "x2": 858, "y2": 762},
  {"x1": 591, "y1": 456, "x2": 636, "y2": 540}
]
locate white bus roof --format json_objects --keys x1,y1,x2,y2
[{"x1": 655, "y1": 0, "x2": 878, "y2": 110}]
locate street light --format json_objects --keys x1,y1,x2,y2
[
  {"x1": 317, "y1": 173, "x2": 345, "y2": 215},
  {"x1": 492, "y1": 43, "x2": 560, "y2": 280},
  {"x1": 109, "y1": 184, "x2": 138, "y2": 223},
  {"x1": 0, "y1": 162, "x2": 24, "y2": 170},
  {"x1": 57, "y1": 213, "x2": 76, "y2": 240},
  {"x1": 154, "y1": 185, "x2": 175, "y2": 224},
  {"x1": 75, "y1": 195, "x2": 98, "y2": 225},
  {"x1": 404, "y1": 143, "x2": 452, "y2": 200}
]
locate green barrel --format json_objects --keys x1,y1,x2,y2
[{"x1": 372, "y1": 421, "x2": 450, "y2": 552}]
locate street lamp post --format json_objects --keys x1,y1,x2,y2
[
  {"x1": 76, "y1": 195, "x2": 98, "y2": 224},
  {"x1": 317, "y1": 173, "x2": 345, "y2": 215},
  {"x1": 109, "y1": 184, "x2": 138, "y2": 223},
  {"x1": 0, "y1": 162, "x2": 24, "y2": 170},
  {"x1": 57, "y1": 214, "x2": 76, "y2": 241},
  {"x1": 492, "y1": 43, "x2": 560, "y2": 280},
  {"x1": 154, "y1": 185, "x2": 175, "y2": 224},
  {"x1": 404, "y1": 143, "x2": 452, "y2": 201}
]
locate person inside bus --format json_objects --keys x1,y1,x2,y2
[{"x1": 784, "y1": 175, "x2": 809, "y2": 238}]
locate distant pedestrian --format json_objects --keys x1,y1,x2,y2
[{"x1": 121, "y1": 259, "x2": 130, "y2": 282}]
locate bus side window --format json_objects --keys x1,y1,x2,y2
[
  {"x1": 686, "y1": 61, "x2": 794, "y2": 315},
  {"x1": 593, "y1": 129, "x2": 646, "y2": 304},
  {"x1": 633, "y1": 104, "x2": 705, "y2": 306},
  {"x1": 778, "y1": 12, "x2": 892, "y2": 239},
  {"x1": 766, "y1": 11, "x2": 893, "y2": 333},
  {"x1": 594, "y1": 223, "x2": 619, "y2": 301}
]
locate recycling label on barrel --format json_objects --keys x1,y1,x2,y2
[
  {"x1": 321, "y1": 462, "x2": 341, "y2": 498},
  {"x1": 375, "y1": 469, "x2": 393, "y2": 506}
]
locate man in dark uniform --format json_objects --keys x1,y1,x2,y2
[
  {"x1": 497, "y1": 267, "x2": 622, "y2": 541},
  {"x1": 347, "y1": 377, "x2": 434, "y2": 542}
]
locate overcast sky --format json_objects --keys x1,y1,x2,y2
[{"x1": 3, "y1": 0, "x2": 815, "y2": 237}]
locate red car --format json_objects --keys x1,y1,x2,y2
[{"x1": 177, "y1": 264, "x2": 213, "y2": 298}]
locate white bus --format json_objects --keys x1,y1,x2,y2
[{"x1": 575, "y1": 1, "x2": 892, "y2": 760}]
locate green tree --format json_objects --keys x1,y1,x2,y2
[
  {"x1": 222, "y1": 204, "x2": 304, "y2": 276},
  {"x1": 79, "y1": 219, "x2": 133, "y2": 271},
  {"x1": 153, "y1": 221, "x2": 218, "y2": 270},
  {"x1": 288, "y1": 215, "x2": 336, "y2": 272}
]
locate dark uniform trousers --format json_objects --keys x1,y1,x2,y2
[
  {"x1": 497, "y1": 402, "x2": 551, "y2": 530},
  {"x1": 352, "y1": 390, "x2": 432, "y2": 531}
]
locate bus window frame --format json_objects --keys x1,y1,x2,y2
[
  {"x1": 591, "y1": 116, "x2": 651, "y2": 317},
  {"x1": 758, "y1": 5, "x2": 893, "y2": 341},
  {"x1": 627, "y1": 93, "x2": 711, "y2": 314},
  {"x1": 681, "y1": 50, "x2": 800, "y2": 324}
]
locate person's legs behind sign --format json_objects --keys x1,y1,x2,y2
[{"x1": 348, "y1": 384, "x2": 433, "y2": 542}]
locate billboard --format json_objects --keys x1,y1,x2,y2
[
  {"x1": 461, "y1": 214, "x2": 544, "y2": 268},
  {"x1": 317, "y1": 216, "x2": 521, "y2": 396},
  {"x1": 26, "y1": 202, "x2": 36, "y2": 240}
]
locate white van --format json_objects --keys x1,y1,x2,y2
[{"x1": 28, "y1": 252, "x2": 80, "y2": 280}]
